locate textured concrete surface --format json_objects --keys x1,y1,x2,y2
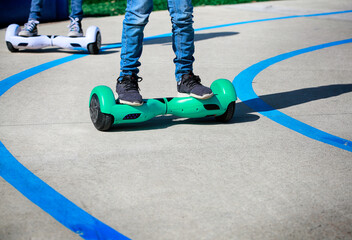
[{"x1": 0, "y1": 0, "x2": 351, "y2": 239}]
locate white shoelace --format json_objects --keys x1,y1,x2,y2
[
  {"x1": 68, "y1": 17, "x2": 81, "y2": 32},
  {"x1": 24, "y1": 20, "x2": 39, "y2": 31}
]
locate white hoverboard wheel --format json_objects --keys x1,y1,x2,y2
[
  {"x1": 88, "y1": 31, "x2": 101, "y2": 54},
  {"x1": 6, "y1": 41, "x2": 19, "y2": 52},
  {"x1": 5, "y1": 24, "x2": 20, "y2": 52},
  {"x1": 86, "y1": 26, "x2": 101, "y2": 54}
]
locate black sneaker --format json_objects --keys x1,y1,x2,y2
[
  {"x1": 177, "y1": 72, "x2": 214, "y2": 99},
  {"x1": 116, "y1": 74, "x2": 143, "y2": 106}
]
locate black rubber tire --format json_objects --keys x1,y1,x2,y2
[
  {"x1": 215, "y1": 101, "x2": 236, "y2": 122},
  {"x1": 87, "y1": 31, "x2": 101, "y2": 54},
  {"x1": 90, "y1": 94, "x2": 114, "y2": 131},
  {"x1": 6, "y1": 41, "x2": 19, "y2": 52}
]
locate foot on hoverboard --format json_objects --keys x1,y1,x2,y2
[
  {"x1": 68, "y1": 17, "x2": 83, "y2": 37},
  {"x1": 116, "y1": 74, "x2": 144, "y2": 106},
  {"x1": 177, "y1": 72, "x2": 214, "y2": 100},
  {"x1": 19, "y1": 20, "x2": 39, "y2": 37}
]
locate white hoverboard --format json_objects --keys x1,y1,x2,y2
[{"x1": 5, "y1": 24, "x2": 101, "y2": 54}]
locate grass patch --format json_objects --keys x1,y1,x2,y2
[{"x1": 82, "y1": 0, "x2": 270, "y2": 17}]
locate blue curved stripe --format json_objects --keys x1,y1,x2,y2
[
  {"x1": 233, "y1": 39, "x2": 352, "y2": 152},
  {"x1": 0, "y1": 54, "x2": 86, "y2": 97},
  {"x1": 194, "y1": 10, "x2": 352, "y2": 32},
  {"x1": 0, "y1": 141, "x2": 130, "y2": 239},
  {"x1": 0, "y1": 56, "x2": 130, "y2": 239},
  {"x1": 1, "y1": 10, "x2": 352, "y2": 240},
  {"x1": 101, "y1": 10, "x2": 351, "y2": 51}
]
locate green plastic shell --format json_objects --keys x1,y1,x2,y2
[
  {"x1": 89, "y1": 79, "x2": 237, "y2": 125},
  {"x1": 110, "y1": 99, "x2": 167, "y2": 124},
  {"x1": 167, "y1": 79, "x2": 237, "y2": 118}
]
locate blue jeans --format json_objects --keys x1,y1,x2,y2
[
  {"x1": 120, "y1": 0, "x2": 195, "y2": 82},
  {"x1": 29, "y1": 0, "x2": 83, "y2": 21}
]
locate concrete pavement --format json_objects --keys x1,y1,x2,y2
[{"x1": 0, "y1": 0, "x2": 351, "y2": 239}]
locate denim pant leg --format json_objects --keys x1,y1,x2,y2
[
  {"x1": 70, "y1": 0, "x2": 83, "y2": 21},
  {"x1": 120, "y1": 0, "x2": 153, "y2": 76},
  {"x1": 168, "y1": 0, "x2": 195, "y2": 81},
  {"x1": 28, "y1": 0, "x2": 43, "y2": 21}
]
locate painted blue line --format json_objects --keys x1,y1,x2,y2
[
  {"x1": 101, "y1": 10, "x2": 352, "y2": 50},
  {"x1": 0, "y1": 54, "x2": 130, "y2": 239},
  {"x1": 101, "y1": 43, "x2": 121, "y2": 51},
  {"x1": 0, "y1": 54, "x2": 87, "y2": 97},
  {"x1": 233, "y1": 39, "x2": 352, "y2": 152},
  {"x1": 194, "y1": 10, "x2": 352, "y2": 32},
  {"x1": 1, "y1": 9, "x2": 351, "y2": 240},
  {"x1": 0, "y1": 141, "x2": 130, "y2": 239}
]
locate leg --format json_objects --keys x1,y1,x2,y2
[
  {"x1": 168, "y1": 0, "x2": 195, "y2": 82},
  {"x1": 28, "y1": 0, "x2": 43, "y2": 21},
  {"x1": 169, "y1": 0, "x2": 213, "y2": 99},
  {"x1": 70, "y1": 0, "x2": 84, "y2": 21},
  {"x1": 120, "y1": 0, "x2": 153, "y2": 76},
  {"x1": 116, "y1": 0, "x2": 153, "y2": 106}
]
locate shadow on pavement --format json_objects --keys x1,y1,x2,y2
[
  {"x1": 145, "y1": 31, "x2": 239, "y2": 45},
  {"x1": 240, "y1": 83, "x2": 352, "y2": 113},
  {"x1": 102, "y1": 31, "x2": 239, "y2": 47}
]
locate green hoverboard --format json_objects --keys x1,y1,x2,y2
[{"x1": 89, "y1": 79, "x2": 237, "y2": 131}]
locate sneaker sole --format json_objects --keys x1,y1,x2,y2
[
  {"x1": 68, "y1": 33, "x2": 84, "y2": 37},
  {"x1": 18, "y1": 32, "x2": 37, "y2": 37},
  {"x1": 119, "y1": 99, "x2": 144, "y2": 106},
  {"x1": 177, "y1": 92, "x2": 214, "y2": 100}
]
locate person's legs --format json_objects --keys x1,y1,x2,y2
[
  {"x1": 117, "y1": 0, "x2": 153, "y2": 105},
  {"x1": 28, "y1": 0, "x2": 43, "y2": 21},
  {"x1": 120, "y1": 0, "x2": 153, "y2": 76},
  {"x1": 168, "y1": 0, "x2": 213, "y2": 99},
  {"x1": 70, "y1": 0, "x2": 83, "y2": 21},
  {"x1": 168, "y1": 0, "x2": 194, "y2": 82}
]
